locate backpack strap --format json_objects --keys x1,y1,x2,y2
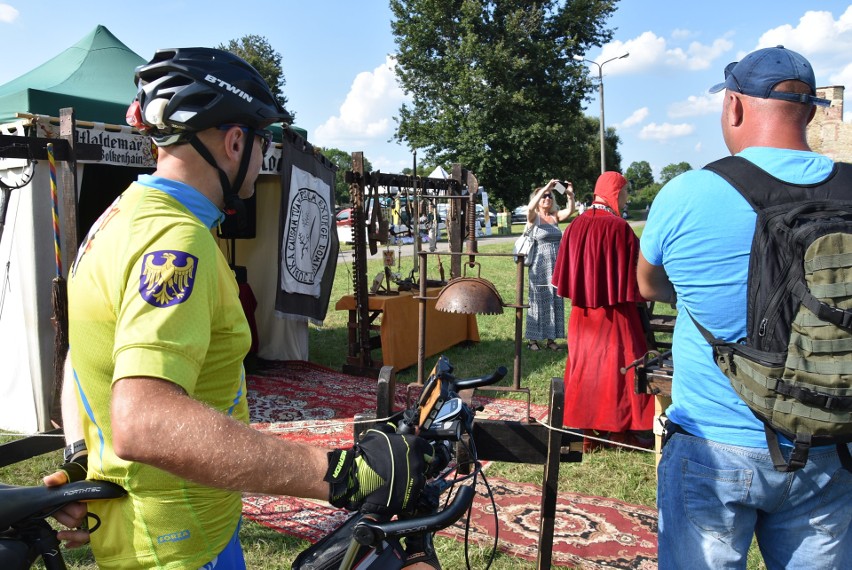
[
  {"x1": 765, "y1": 425, "x2": 810, "y2": 472},
  {"x1": 768, "y1": 434, "x2": 852, "y2": 472},
  {"x1": 684, "y1": 306, "x2": 724, "y2": 346},
  {"x1": 791, "y1": 280, "x2": 852, "y2": 332},
  {"x1": 704, "y1": 155, "x2": 852, "y2": 209},
  {"x1": 683, "y1": 306, "x2": 773, "y2": 363},
  {"x1": 704, "y1": 156, "x2": 777, "y2": 210}
]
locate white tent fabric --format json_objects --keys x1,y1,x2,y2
[{"x1": 427, "y1": 165, "x2": 449, "y2": 179}]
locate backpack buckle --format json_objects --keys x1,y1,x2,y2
[
  {"x1": 817, "y1": 303, "x2": 852, "y2": 332},
  {"x1": 714, "y1": 346, "x2": 736, "y2": 375}
]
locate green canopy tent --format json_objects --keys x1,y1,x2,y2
[{"x1": 0, "y1": 25, "x2": 144, "y2": 124}]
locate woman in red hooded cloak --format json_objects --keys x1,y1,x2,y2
[{"x1": 552, "y1": 171, "x2": 654, "y2": 450}]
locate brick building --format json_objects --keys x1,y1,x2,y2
[{"x1": 807, "y1": 86, "x2": 852, "y2": 162}]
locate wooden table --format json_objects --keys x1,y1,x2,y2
[{"x1": 335, "y1": 287, "x2": 480, "y2": 373}]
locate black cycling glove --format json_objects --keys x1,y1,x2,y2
[
  {"x1": 325, "y1": 424, "x2": 433, "y2": 514},
  {"x1": 59, "y1": 441, "x2": 89, "y2": 483}
]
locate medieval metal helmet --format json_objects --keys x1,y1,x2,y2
[{"x1": 128, "y1": 47, "x2": 291, "y2": 145}]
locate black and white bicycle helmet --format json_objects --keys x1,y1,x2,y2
[
  {"x1": 127, "y1": 47, "x2": 290, "y2": 221},
  {"x1": 129, "y1": 47, "x2": 290, "y2": 145}
]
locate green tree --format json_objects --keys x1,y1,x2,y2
[
  {"x1": 625, "y1": 160, "x2": 654, "y2": 193},
  {"x1": 635, "y1": 182, "x2": 662, "y2": 209},
  {"x1": 659, "y1": 161, "x2": 692, "y2": 185},
  {"x1": 218, "y1": 35, "x2": 294, "y2": 122},
  {"x1": 400, "y1": 162, "x2": 435, "y2": 177},
  {"x1": 390, "y1": 0, "x2": 618, "y2": 206},
  {"x1": 317, "y1": 147, "x2": 373, "y2": 206}
]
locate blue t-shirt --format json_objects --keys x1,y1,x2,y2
[{"x1": 640, "y1": 147, "x2": 835, "y2": 447}]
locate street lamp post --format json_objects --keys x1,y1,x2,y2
[{"x1": 574, "y1": 52, "x2": 629, "y2": 174}]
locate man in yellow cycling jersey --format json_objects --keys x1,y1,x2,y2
[{"x1": 46, "y1": 47, "x2": 431, "y2": 569}]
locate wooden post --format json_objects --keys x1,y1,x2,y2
[
  {"x1": 51, "y1": 108, "x2": 80, "y2": 426},
  {"x1": 448, "y1": 164, "x2": 463, "y2": 279},
  {"x1": 417, "y1": 251, "x2": 428, "y2": 385},
  {"x1": 513, "y1": 258, "x2": 525, "y2": 391},
  {"x1": 351, "y1": 152, "x2": 373, "y2": 371},
  {"x1": 59, "y1": 108, "x2": 80, "y2": 265},
  {"x1": 537, "y1": 377, "x2": 566, "y2": 570}
]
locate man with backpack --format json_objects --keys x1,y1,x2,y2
[{"x1": 638, "y1": 46, "x2": 852, "y2": 569}]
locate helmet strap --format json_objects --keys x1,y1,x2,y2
[{"x1": 189, "y1": 134, "x2": 253, "y2": 230}]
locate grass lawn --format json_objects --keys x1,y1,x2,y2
[{"x1": 0, "y1": 224, "x2": 767, "y2": 569}]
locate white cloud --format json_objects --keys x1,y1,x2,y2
[
  {"x1": 671, "y1": 28, "x2": 692, "y2": 41},
  {"x1": 638, "y1": 122, "x2": 695, "y2": 141},
  {"x1": 668, "y1": 92, "x2": 723, "y2": 118},
  {"x1": 595, "y1": 31, "x2": 733, "y2": 75},
  {"x1": 752, "y1": 8, "x2": 852, "y2": 124},
  {"x1": 0, "y1": 3, "x2": 19, "y2": 23},
  {"x1": 313, "y1": 56, "x2": 408, "y2": 149},
  {"x1": 757, "y1": 8, "x2": 852, "y2": 57},
  {"x1": 667, "y1": 37, "x2": 734, "y2": 71},
  {"x1": 618, "y1": 107, "x2": 649, "y2": 128},
  {"x1": 594, "y1": 32, "x2": 665, "y2": 75},
  {"x1": 369, "y1": 153, "x2": 411, "y2": 174},
  {"x1": 830, "y1": 61, "x2": 852, "y2": 95}
]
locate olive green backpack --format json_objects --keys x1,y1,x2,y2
[{"x1": 691, "y1": 156, "x2": 852, "y2": 472}]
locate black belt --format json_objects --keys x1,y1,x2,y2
[{"x1": 662, "y1": 420, "x2": 694, "y2": 448}]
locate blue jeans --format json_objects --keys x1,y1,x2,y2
[{"x1": 657, "y1": 431, "x2": 852, "y2": 569}]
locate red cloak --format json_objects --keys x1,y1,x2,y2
[
  {"x1": 552, "y1": 209, "x2": 653, "y2": 432},
  {"x1": 552, "y1": 210, "x2": 643, "y2": 308}
]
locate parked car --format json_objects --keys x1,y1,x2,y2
[
  {"x1": 336, "y1": 208, "x2": 354, "y2": 225},
  {"x1": 335, "y1": 208, "x2": 356, "y2": 244},
  {"x1": 511, "y1": 205, "x2": 528, "y2": 224},
  {"x1": 476, "y1": 204, "x2": 497, "y2": 226}
]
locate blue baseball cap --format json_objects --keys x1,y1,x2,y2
[{"x1": 709, "y1": 45, "x2": 830, "y2": 107}]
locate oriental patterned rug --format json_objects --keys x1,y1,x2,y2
[{"x1": 242, "y1": 360, "x2": 658, "y2": 569}]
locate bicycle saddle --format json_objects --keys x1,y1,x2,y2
[{"x1": 0, "y1": 481, "x2": 126, "y2": 530}]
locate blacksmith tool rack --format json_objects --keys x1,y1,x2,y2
[{"x1": 341, "y1": 153, "x2": 475, "y2": 378}]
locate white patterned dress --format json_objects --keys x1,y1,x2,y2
[{"x1": 525, "y1": 217, "x2": 565, "y2": 341}]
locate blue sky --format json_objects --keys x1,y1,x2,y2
[{"x1": 1, "y1": 1, "x2": 850, "y2": 180}]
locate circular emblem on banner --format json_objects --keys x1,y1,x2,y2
[{"x1": 285, "y1": 188, "x2": 331, "y2": 284}]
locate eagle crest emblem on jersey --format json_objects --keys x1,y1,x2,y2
[{"x1": 139, "y1": 250, "x2": 198, "y2": 307}]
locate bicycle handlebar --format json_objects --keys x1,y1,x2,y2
[
  {"x1": 351, "y1": 485, "x2": 475, "y2": 547},
  {"x1": 452, "y1": 365, "x2": 507, "y2": 392},
  {"x1": 348, "y1": 365, "x2": 504, "y2": 547}
]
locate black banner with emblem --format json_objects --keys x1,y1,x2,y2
[{"x1": 274, "y1": 129, "x2": 338, "y2": 323}]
